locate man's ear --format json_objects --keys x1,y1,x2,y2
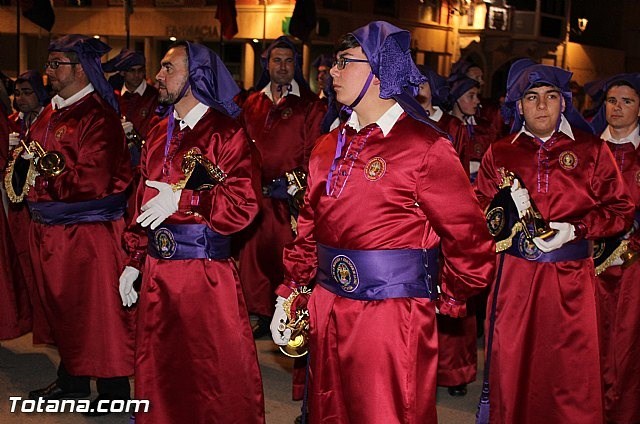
[
  {"x1": 372, "y1": 74, "x2": 381, "y2": 86},
  {"x1": 517, "y1": 99, "x2": 523, "y2": 115},
  {"x1": 561, "y1": 96, "x2": 566, "y2": 113}
]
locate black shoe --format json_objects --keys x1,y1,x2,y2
[
  {"x1": 294, "y1": 413, "x2": 309, "y2": 424},
  {"x1": 28, "y1": 380, "x2": 90, "y2": 400},
  {"x1": 447, "y1": 384, "x2": 468, "y2": 397},
  {"x1": 82, "y1": 393, "x2": 131, "y2": 417},
  {"x1": 251, "y1": 315, "x2": 271, "y2": 339}
]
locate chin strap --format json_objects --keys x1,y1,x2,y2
[{"x1": 348, "y1": 71, "x2": 375, "y2": 109}]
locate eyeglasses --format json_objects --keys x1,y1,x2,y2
[
  {"x1": 44, "y1": 60, "x2": 80, "y2": 70},
  {"x1": 13, "y1": 89, "x2": 35, "y2": 97},
  {"x1": 332, "y1": 57, "x2": 369, "y2": 70}
]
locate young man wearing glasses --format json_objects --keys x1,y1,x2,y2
[{"x1": 270, "y1": 21, "x2": 496, "y2": 423}]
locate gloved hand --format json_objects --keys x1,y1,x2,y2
[
  {"x1": 533, "y1": 222, "x2": 576, "y2": 253},
  {"x1": 119, "y1": 266, "x2": 140, "y2": 307},
  {"x1": 270, "y1": 296, "x2": 292, "y2": 346},
  {"x1": 287, "y1": 183, "x2": 300, "y2": 197},
  {"x1": 610, "y1": 256, "x2": 624, "y2": 267},
  {"x1": 136, "y1": 180, "x2": 181, "y2": 230},
  {"x1": 121, "y1": 119, "x2": 134, "y2": 135},
  {"x1": 9, "y1": 132, "x2": 20, "y2": 147},
  {"x1": 510, "y1": 179, "x2": 531, "y2": 219}
]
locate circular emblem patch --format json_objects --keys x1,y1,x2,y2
[
  {"x1": 140, "y1": 108, "x2": 149, "y2": 118},
  {"x1": 559, "y1": 151, "x2": 578, "y2": 170},
  {"x1": 55, "y1": 125, "x2": 67, "y2": 140},
  {"x1": 281, "y1": 107, "x2": 293, "y2": 119},
  {"x1": 364, "y1": 157, "x2": 386, "y2": 181},
  {"x1": 635, "y1": 170, "x2": 640, "y2": 186},
  {"x1": 593, "y1": 240, "x2": 605, "y2": 260},
  {"x1": 486, "y1": 207, "x2": 505, "y2": 237},
  {"x1": 153, "y1": 227, "x2": 177, "y2": 259},
  {"x1": 473, "y1": 143, "x2": 484, "y2": 157},
  {"x1": 331, "y1": 255, "x2": 359, "y2": 293},
  {"x1": 517, "y1": 232, "x2": 543, "y2": 261}
]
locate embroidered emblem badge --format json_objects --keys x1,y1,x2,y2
[
  {"x1": 153, "y1": 227, "x2": 177, "y2": 259},
  {"x1": 364, "y1": 157, "x2": 386, "y2": 181},
  {"x1": 635, "y1": 170, "x2": 640, "y2": 186},
  {"x1": 473, "y1": 143, "x2": 484, "y2": 157},
  {"x1": 55, "y1": 125, "x2": 67, "y2": 140},
  {"x1": 140, "y1": 108, "x2": 148, "y2": 118},
  {"x1": 331, "y1": 255, "x2": 359, "y2": 293},
  {"x1": 593, "y1": 240, "x2": 605, "y2": 260},
  {"x1": 486, "y1": 207, "x2": 505, "y2": 237},
  {"x1": 517, "y1": 232, "x2": 543, "y2": 261},
  {"x1": 281, "y1": 107, "x2": 293, "y2": 119},
  {"x1": 559, "y1": 151, "x2": 578, "y2": 170}
]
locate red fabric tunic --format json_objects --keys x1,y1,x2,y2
[
  {"x1": 26, "y1": 92, "x2": 135, "y2": 377},
  {"x1": 124, "y1": 108, "x2": 265, "y2": 424},
  {"x1": 117, "y1": 85, "x2": 160, "y2": 140},
  {"x1": 276, "y1": 111, "x2": 496, "y2": 424},
  {"x1": 238, "y1": 87, "x2": 326, "y2": 316},
  {"x1": 0, "y1": 111, "x2": 31, "y2": 340},
  {"x1": 596, "y1": 137, "x2": 640, "y2": 424},
  {"x1": 475, "y1": 129, "x2": 635, "y2": 424}
]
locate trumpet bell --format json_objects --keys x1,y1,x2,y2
[
  {"x1": 279, "y1": 333, "x2": 308, "y2": 358},
  {"x1": 36, "y1": 151, "x2": 66, "y2": 177}
]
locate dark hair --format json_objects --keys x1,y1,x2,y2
[
  {"x1": 270, "y1": 41, "x2": 295, "y2": 53},
  {"x1": 62, "y1": 51, "x2": 79, "y2": 64},
  {"x1": 167, "y1": 41, "x2": 189, "y2": 67},
  {"x1": 607, "y1": 79, "x2": 639, "y2": 96},
  {"x1": 529, "y1": 82, "x2": 558, "y2": 90},
  {"x1": 334, "y1": 34, "x2": 360, "y2": 54}
]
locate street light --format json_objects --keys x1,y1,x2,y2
[{"x1": 577, "y1": 18, "x2": 588, "y2": 32}]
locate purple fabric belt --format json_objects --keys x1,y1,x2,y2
[
  {"x1": 316, "y1": 244, "x2": 439, "y2": 301},
  {"x1": 147, "y1": 223, "x2": 230, "y2": 260},
  {"x1": 506, "y1": 232, "x2": 593, "y2": 262},
  {"x1": 27, "y1": 193, "x2": 127, "y2": 225}
]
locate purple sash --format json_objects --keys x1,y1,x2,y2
[
  {"x1": 27, "y1": 193, "x2": 127, "y2": 225},
  {"x1": 316, "y1": 244, "x2": 439, "y2": 301},
  {"x1": 147, "y1": 223, "x2": 230, "y2": 260},
  {"x1": 506, "y1": 231, "x2": 593, "y2": 262}
]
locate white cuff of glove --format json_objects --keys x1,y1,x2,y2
[
  {"x1": 533, "y1": 222, "x2": 576, "y2": 253},
  {"x1": 270, "y1": 296, "x2": 292, "y2": 346},
  {"x1": 9, "y1": 132, "x2": 20, "y2": 147},
  {"x1": 121, "y1": 120, "x2": 134, "y2": 135},
  {"x1": 510, "y1": 179, "x2": 531, "y2": 219},
  {"x1": 119, "y1": 266, "x2": 140, "y2": 307}
]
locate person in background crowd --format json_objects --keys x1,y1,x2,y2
[{"x1": 311, "y1": 53, "x2": 333, "y2": 99}]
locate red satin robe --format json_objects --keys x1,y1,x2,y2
[
  {"x1": 238, "y1": 87, "x2": 325, "y2": 317},
  {"x1": 276, "y1": 111, "x2": 496, "y2": 424},
  {"x1": 26, "y1": 92, "x2": 135, "y2": 377},
  {"x1": 0, "y1": 111, "x2": 31, "y2": 340},
  {"x1": 475, "y1": 129, "x2": 635, "y2": 424},
  {"x1": 124, "y1": 108, "x2": 265, "y2": 424},
  {"x1": 117, "y1": 85, "x2": 160, "y2": 140},
  {"x1": 596, "y1": 137, "x2": 640, "y2": 424}
]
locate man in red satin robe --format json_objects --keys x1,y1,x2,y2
[
  {"x1": 475, "y1": 59, "x2": 635, "y2": 424},
  {"x1": 589, "y1": 73, "x2": 640, "y2": 424},
  {"x1": 269, "y1": 21, "x2": 496, "y2": 424},
  {"x1": 238, "y1": 36, "x2": 326, "y2": 337},
  {"x1": 17, "y1": 35, "x2": 135, "y2": 412},
  {"x1": 119, "y1": 41, "x2": 265, "y2": 424}
]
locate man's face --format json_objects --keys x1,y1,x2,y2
[
  {"x1": 605, "y1": 85, "x2": 640, "y2": 131},
  {"x1": 416, "y1": 82, "x2": 432, "y2": 105},
  {"x1": 317, "y1": 65, "x2": 330, "y2": 90},
  {"x1": 329, "y1": 47, "x2": 372, "y2": 106},
  {"x1": 518, "y1": 85, "x2": 565, "y2": 139},
  {"x1": 268, "y1": 48, "x2": 295, "y2": 86},
  {"x1": 466, "y1": 66, "x2": 484, "y2": 86},
  {"x1": 14, "y1": 81, "x2": 41, "y2": 114},
  {"x1": 45, "y1": 52, "x2": 80, "y2": 99},
  {"x1": 123, "y1": 65, "x2": 146, "y2": 91},
  {"x1": 156, "y1": 47, "x2": 189, "y2": 104},
  {"x1": 457, "y1": 87, "x2": 480, "y2": 116}
]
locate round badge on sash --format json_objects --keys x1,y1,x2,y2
[
  {"x1": 486, "y1": 207, "x2": 505, "y2": 237},
  {"x1": 331, "y1": 255, "x2": 359, "y2": 293},
  {"x1": 517, "y1": 232, "x2": 543, "y2": 261},
  {"x1": 593, "y1": 240, "x2": 606, "y2": 260},
  {"x1": 55, "y1": 125, "x2": 67, "y2": 140},
  {"x1": 154, "y1": 227, "x2": 177, "y2": 259},
  {"x1": 364, "y1": 157, "x2": 386, "y2": 181},
  {"x1": 559, "y1": 151, "x2": 578, "y2": 170},
  {"x1": 281, "y1": 107, "x2": 293, "y2": 119}
]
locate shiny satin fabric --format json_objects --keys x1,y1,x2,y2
[
  {"x1": 433, "y1": 113, "x2": 470, "y2": 178},
  {"x1": 124, "y1": 109, "x2": 264, "y2": 423},
  {"x1": 26, "y1": 92, "x2": 135, "y2": 377},
  {"x1": 277, "y1": 112, "x2": 496, "y2": 422},
  {"x1": 596, "y1": 140, "x2": 640, "y2": 423},
  {"x1": 118, "y1": 86, "x2": 160, "y2": 140},
  {"x1": 238, "y1": 88, "x2": 326, "y2": 316},
  {"x1": 475, "y1": 129, "x2": 635, "y2": 424}
]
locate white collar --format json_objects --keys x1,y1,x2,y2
[
  {"x1": 429, "y1": 105, "x2": 444, "y2": 122},
  {"x1": 51, "y1": 84, "x2": 94, "y2": 110},
  {"x1": 173, "y1": 102, "x2": 209, "y2": 130},
  {"x1": 511, "y1": 114, "x2": 575, "y2": 143},
  {"x1": 121, "y1": 79, "x2": 147, "y2": 96},
  {"x1": 18, "y1": 106, "x2": 44, "y2": 123},
  {"x1": 346, "y1": 102, "x2": 404, "y2": 137},
  {"x1": 601, "y1": 125, "x2": 640, "y2": 149},
  {"x1": 262, "y1": 80, "x2": 301, "y2": 103}
]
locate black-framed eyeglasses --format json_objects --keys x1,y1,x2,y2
[
  {"x1": 332, "y1": 57, "x2": 369, "y2": 70},
  {"x1": 44, "y1": 60, "x2": 80, "y2": 70},
  {"x1": 13, "y1": 89, "x2": 35, "y2": 97}
]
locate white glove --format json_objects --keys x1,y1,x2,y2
[
  {"x1": 121, "y1": 119, "x2": 134, "y2": 135},
  {"x1": 270, "y1": 296, "x2": 292, "y2": 346},
  {"x1": 9, "y1": 132, "x2": 20, "y2": 147},
  {"x1": 119, "y1": 266, "x2": 140, "y2": 307},
  {"x1": 510, "y1": 179, "x2": 531, "y2": 218},
  {"x1": 287, "y1": 184, "x2": 299, "y2": 197},
  {"x1": 610, "y1": 256, "x2": 624, "y2": 267},
  {"x1": 533, "y1": 222, "x2": 576, "y2": 253},
  {"x1": 136, "y1": 180, "x2": 181, "y2": 230}
]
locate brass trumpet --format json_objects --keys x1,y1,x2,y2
[
  {"x1": 278, "y1": 286, "x2": 312, "y2": 358},
  {"x1": 125, "y1": 128, "x2": 146, "y2": 150},
  {"x1": 20, "y1": 139, "x2": 66, "y2": 177}
]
